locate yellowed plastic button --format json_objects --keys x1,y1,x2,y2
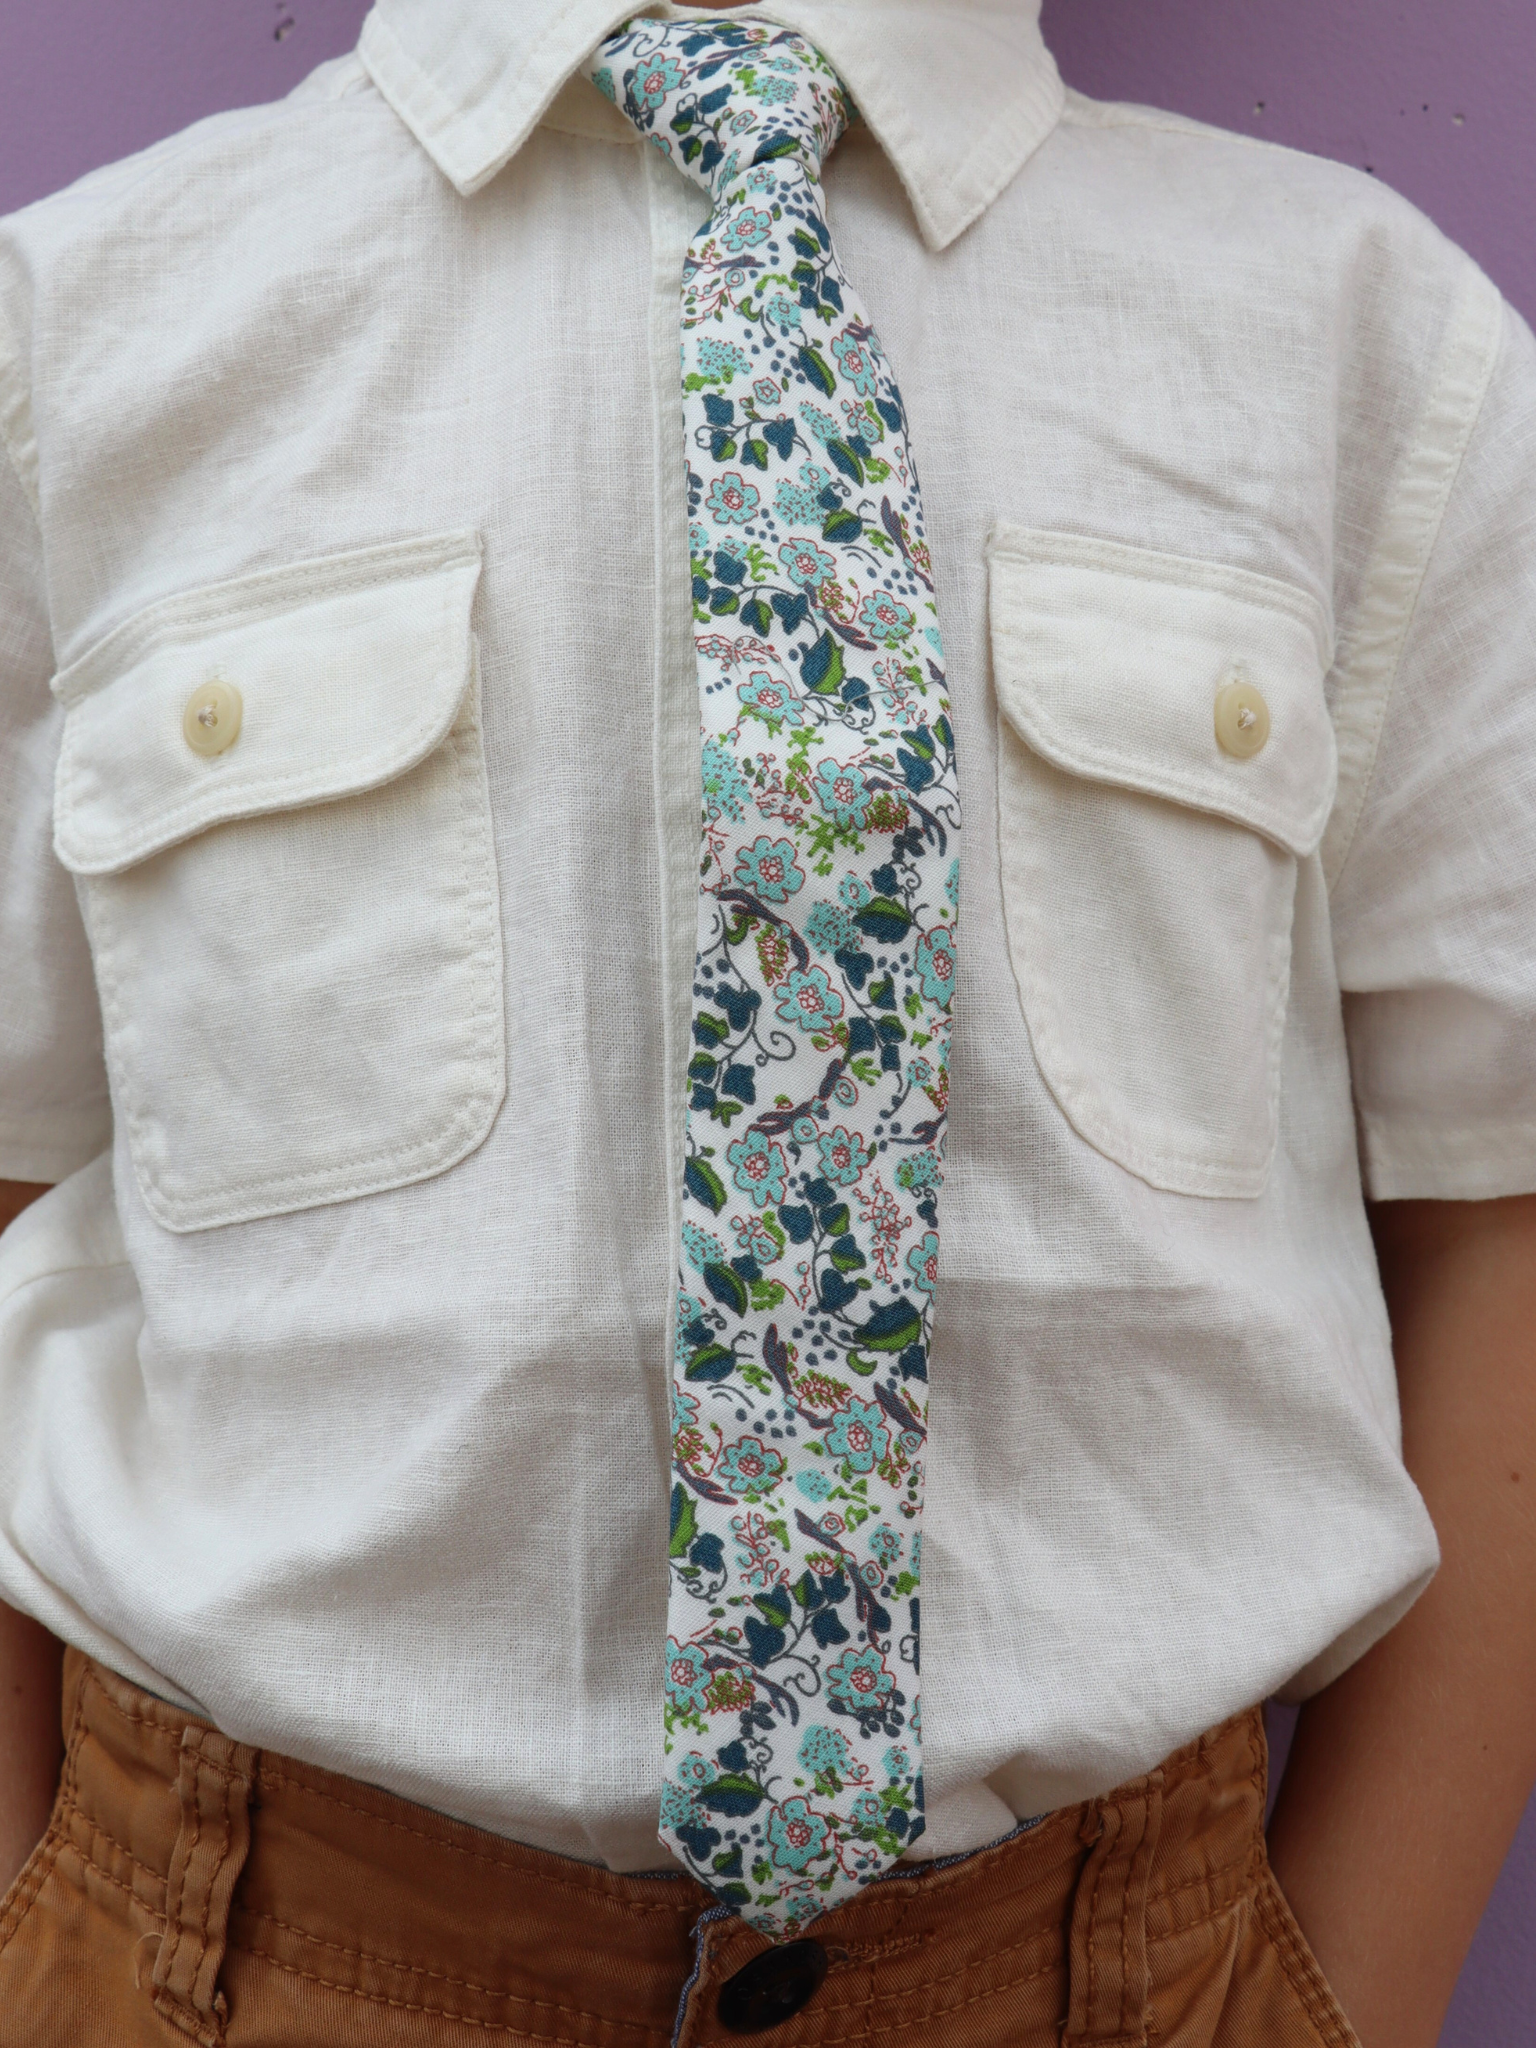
[
  {"x1": 1214, "y1": 678, "x2": 1270, "y2": 759},
  {"x1": 182, "y1": 680, "x2": 243, "y2": 758}
]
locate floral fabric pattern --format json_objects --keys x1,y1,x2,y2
[{"x1": 588, "y1": 16, "x2": 960, "y2": 1937}]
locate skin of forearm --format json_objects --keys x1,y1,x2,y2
[
  {"x1": 0, "y1": 1182, "x2": 61, "y2": 1895},
  {"x1": 0, "y1": 1600, "x2": 64, "y2": 1895},
  {"x1": 1266, "y1": 1192, "x2": 1536, "y2": 2048}
]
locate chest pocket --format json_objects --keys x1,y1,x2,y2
[
  {"x1": 988, "y1": 526, "x2": 1336, "y2": 1199},
  {"x1": 51, "y1": 531, "x2": 505, "y2": 1232}
]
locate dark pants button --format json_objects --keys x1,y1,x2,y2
[{"x1": 717, "y1": 1937, "x2": 829, "y2": 2034}]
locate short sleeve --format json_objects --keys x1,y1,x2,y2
[
  {"x1": 1332, "y1": 290, "x2": 1536, "y2": 1201},
  {"x1": 0, "y1": 345, "x2": 111, "y2": 1182}
]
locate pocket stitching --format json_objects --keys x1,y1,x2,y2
[
  {"x1": 84, "y1": 666, "x2": 506, "y2": 1232},
  {"x1": 995, "y1": 713, "x2": 1292, "y2": 1196}
]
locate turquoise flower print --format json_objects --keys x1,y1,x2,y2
[
  {"x1": 722, "y1": 206, "x2": 773, "y2": 253},
  {"x1": 734, "y1": 834, "x2": 805, "y2": 903},
  {"x1": 592, "y1": 65, "x2": 616, "y2": 102},
  {"x1": 766, "y1": 293, "x2": 803, "y2": 329},
  {"x1": 767, "y1": 1796, "x2": 831, "y2": 1873},
  {"x1": 672, "y1": 1384, "x2": 702, "y2": 1436},
  {"x1": 826, "y1": 1645, "x2": 896, "y2": 1714},
  {"x1": 753, "y1": 72, "x2": 796, "y2": 103},
  {"x1": 895, "y1": 1149, "x2": 942, "y2": 1192},
  {"x1": 698, "y1": 336, "x2": 749, "y2": 383},
  {"x1": 914, "y1": 928, "x2": 956, "y2": 1005},
  {"x1": 682, "y1": 1221, "x2": 727, "y2": 1273},
  {"x1": 842, "y1": 398, "x2": 882, "y2": 443},
  {"x1": 674, "y1": 1295, "x2": 706, "y2": 1367},
  {"x1": 677, "y1": 1752, "x2": 716, "y2": 1789},
  {"x1": 905, "y1": 1232, "x2": 940, "y2": 1295},
  {"x1": 778, "y1": 538, "x2": 836, "y2": 589},
  {"x1": 858, "y1": 592, "x2": 915, "y2": 645},
  {"x1": 825, "y1": 1397, "x2": 891, "y2": 1474},
  {"x1": 746, "y1": 166, "x2": 777, "y2": 193},
  {"x1": 775, "y1": 476, "x2": 826, "y2": 525},
  {"x1": 906, "y1": 1055, "x2": 933, "y2": 1090},
  {"x1": 719, "y1": 1434, "x2": 787, "y2": 1499},
  {"x1": 838, "y1": 872, "x2": 871, "y2": 911},
  {"x1": 806, "y1": 900, "x2": 857, "y2": 955},
  {"x1": 831, "y1": 329, "x2": 880, "y2": 397},
  {"x1": 775, "y1": 966, "x2": 844, "y2": 1034},
  {"x1": 868, "y1": 1525, "x2": 903, "y2": 1570},
  {"x1": 660, "y1": 1781, "x2": 699, "y2": 1829},
  {"x1": 928, "y1": 626, "x2": 946, "y2": 658},
  {"x1": 665, "y1": 1638, "x2": 713, "y2": 1713},
  {"x1": 798, "y1": 1723, "x2": 853, "y2": 1776},
  {"x1": 636, "y1": 54, "x2": 684, "y2": 108},
  {"x1": 689, "y1": 521, "x2": 710, "y2": 558},
  {"x1": 706, "y1": 471, "x2": 760, "y2": 525},
  {"x1": 702, "y1": 737, "x2": 750, "y2": 820},
  {"x1": 796, "y1": 1467, "x2": 833, "y2": 1503},
  {"x1": 883, "y1": 1744, "x2": 912, "y2": 1779},
  {"x1": 738, "y1": 670, "x2": 804, "y2": 725},
  {"x1": 816, "y1": 1126, "x2": 871, "y2": 1187},
  {"x1": 846, "y1": 1790, "x2": 884, "y2": 1828},
  {"x1": 799, "y1": 402, "x2": 839, "y2": 444},
  {"x1": 754, "y1": 377, "x2": 781, "y2": 406},
  {"x1": 945, "y1": 857, "x2": 960, "y2": 909},
  {"x1": 813, "y1": 758, "x2": 871, "y2": 829},
  {"x1": 733, "y1": 1213, "x2": 778, "y2": 1263},
  {"x1": 727, "y1": 1129, "x2": 789, "y2": 1207}
]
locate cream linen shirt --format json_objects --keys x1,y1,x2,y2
[{"x1": 1, "y1": 0, "x2": 1534, "y2": 1871}]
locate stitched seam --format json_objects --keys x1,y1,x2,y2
[
  {"x1": 1253, "y1": 1865, "x2": 1360, "y2": 2046},
  {"x1": 52, "y1": 533, "x2": 480, "y2": 701},
  {"x1": 234, "y1": 1943, "x2": 673, "y2": 2045},
  {"x1": 63, "y1": 1801, "x2": 168, "y2": 1894},
  {"x1": 1321, "y1": 266, "x2": 1503, "y2": 889},
  {"x1": 987, "y1": 525, "x2": 1330, "y2": 642},
  {"x1": 234, "y1": 1907, "x2": 667, "y2": 2032},
  {"x1": 80, "y1": 673, "x2": 504, "y2": 1230},
  {"x1": 812, "y1": 1908, "x2": 1062, "y2": 2015},
  {"x1": 815, "y1": 1947, "x2": 1062, "y2": 2045},
  {"x1": 160, "y1": 1749, "x2": 204, "y2": 2002},
  {"x1": 250, "y1": 1767, "x2": 694, "y2": 1918}
]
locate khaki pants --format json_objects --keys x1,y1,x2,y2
[{"x1": 0, "y1": 1651, "x2": 1358, "y2": 2046}]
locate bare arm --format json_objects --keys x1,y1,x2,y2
[
  {"x1": 0, "y1": 1182, "x2": 63, "y2": 1895},
  {"x1": 1266, "y1": 1192, "x2": 1536, "y2": 2047}
]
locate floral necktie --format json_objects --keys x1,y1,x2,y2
[{"x1": 589, "y1": 17, "x2": 960, "y2": 1937}]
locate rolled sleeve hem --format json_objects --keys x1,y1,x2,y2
[{"x1": 1359, "y1": 1112, "x2": 1536, "y2": 1201}]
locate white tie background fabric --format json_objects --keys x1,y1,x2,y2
[{"x1": 590, "y1": 18, "x2": 959, "y2": 1930}]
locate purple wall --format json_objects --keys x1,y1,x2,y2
[{"x1": 0, "y1": 3, "x2": 1531, "y2": 2041}]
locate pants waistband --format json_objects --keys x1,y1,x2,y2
[{"x1": 43, "y1": 1650, "x2": 1277, "y2": 2047}]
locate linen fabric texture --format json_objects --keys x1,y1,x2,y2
[
  {"x1": 0, "y1": 0, "x2": 1533, "y2": 1876},
  {"x1": 0, "y1": 1654, "x2": 1361, "y2": 2048}
]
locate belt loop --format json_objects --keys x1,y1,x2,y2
[
  {"x1": 1061, "y1": 1768, "x2": 1164, "y2": 2048},
  {"x1": 150, "y1": 1724, "x2": 258, "y2": 2047}
]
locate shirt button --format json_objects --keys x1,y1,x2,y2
[
  {"x1": 1213, "y1": 677, "x2": 1270, "y2": 759},
  {"x1": 182, "y1": 680, "x2": 243, "y2": 758},
  {"x1": 717, "y1": 1938, "x2": 829, "y2": 2034}
]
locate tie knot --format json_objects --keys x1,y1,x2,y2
[{"x1": 590, "y1": 18, "x2": 851, "y2": 207}]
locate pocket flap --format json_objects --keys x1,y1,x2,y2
[
  {"x1": 988, "y1": 526, "x2": 1336, "y2": 856},
  {"x1": 52, "y1": 530, "x2": 483, "y2": 876}
]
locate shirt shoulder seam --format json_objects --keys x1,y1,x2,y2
[
  {"x1": 1321, "y1": 263, "x2": 1506, "y2": 890},
  {"x1": 0, "y1": 291, "x2": 40, "y2": 523}
]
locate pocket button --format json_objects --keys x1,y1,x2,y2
[
  {"x1": 1214, "y1": 678, "x2": 1270, "y2": 759},
  {"x1": 183, "y1": 680, "x2": 243, "y2": 758}
]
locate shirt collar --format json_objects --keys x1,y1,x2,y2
[{"x1": 357, "y1": 0, "x2": 1064, "y2": 251}]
